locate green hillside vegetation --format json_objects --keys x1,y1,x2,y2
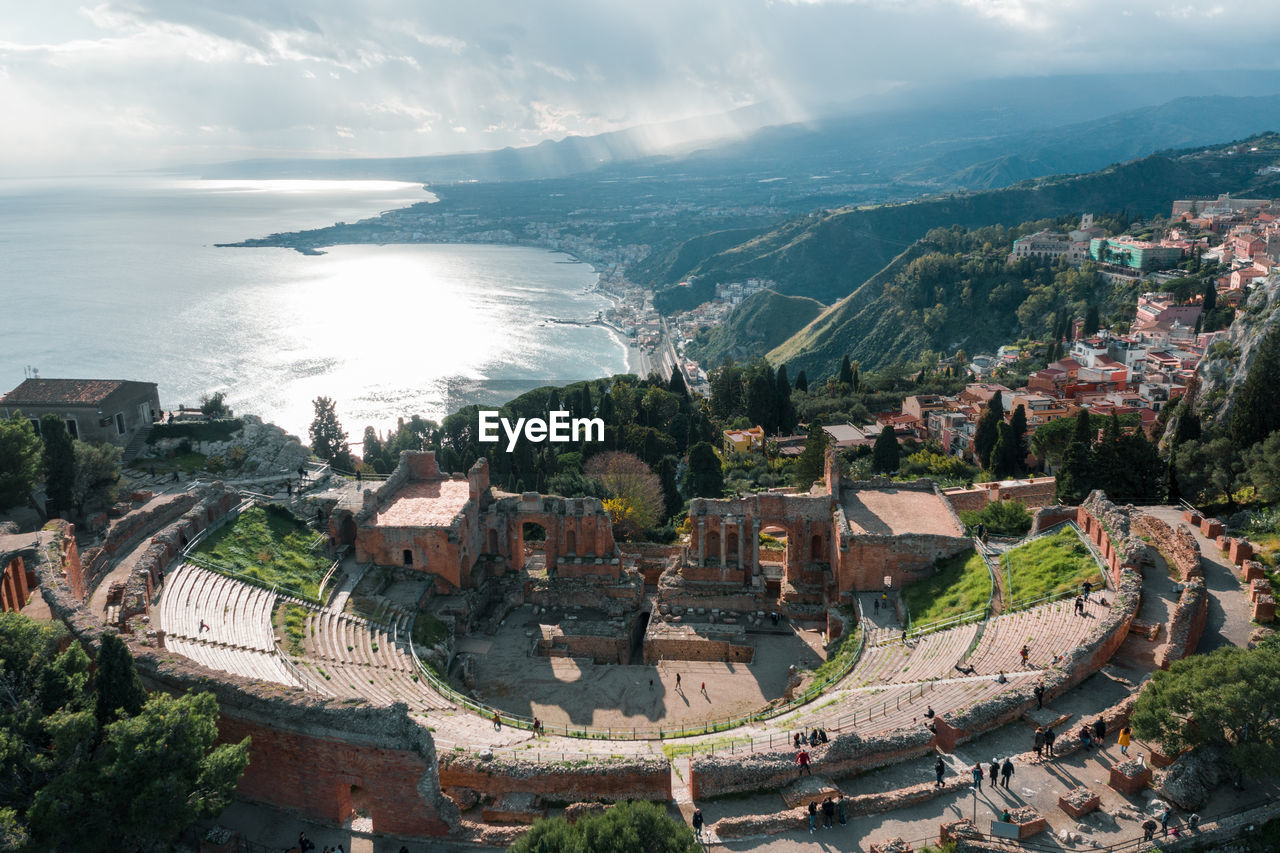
[
  {"x1": 686, "y1": 288, "x2": 824, "y2": 367},
  {"x1": 193, "y1": 505, "x2": 329, "y2": 599},
  {"x1": 645, "y1": 135, "x2": 1280, "y2": 309},
  {"x1": 769, "y1": 217, "x2": 1140, "y2": 375},
  {"x1": 1003, "y1": 526, "x2": 1104, "y2": 607},
  {"x1": 903, "y1": 550, "x2": 992, "y2": 628}
]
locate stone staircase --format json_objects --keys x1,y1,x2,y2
[{"x1": 121, "y1": 423, "x2": 153, "y2": 463}]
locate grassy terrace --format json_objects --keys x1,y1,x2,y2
[
  {"x1": 1003, "y1": 526, "x2": 1105, "y2": 607},
  {"x1": 192, "y1": 505, "x2": 328, "y2": 599},
  {"x1": 902, "y1": 550, "x2": 992, "y2": 628}
]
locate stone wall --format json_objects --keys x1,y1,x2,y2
[
  {"x1": 1133, "y1": 514, "x2": 1202, "y2": 581},
  {"x1": 81, "y1": 492, "x2": 201, "y2": 593},
  {"x1": 690, "y1": 726, "x2": 933, "y2": 799},
  {"x1": 438, "y1": 754, "x2": 670, "y2": 805},
  {"x1": 31, "y1": 507, "x2": 461, "y2": 838},
  {"x1": 643, "y1": 634, "x2": 754, "y2": 664},
  {"x1": 838, "y1": 533, "x2": 970, "y2": 593},
  {"x1": 943, "y1": 477, "x2": 1057, "y2": 516},
  {"x1": 1155, "y1": 580, "x2": 1208, "y2": 669}
]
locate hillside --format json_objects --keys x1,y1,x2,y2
[
  {"x1": 647, "y1": 137, "x2": 1280, "y2": 307},
  {"x1": 685, "y1": 289, "x2": 825, "y2": 367},
  {"x1": 768, "y1": 221, "x2": 1146, "y2": 376}
]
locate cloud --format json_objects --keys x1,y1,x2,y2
[{"x1": 2, "y1": 1, "x2": 1280, "y2": 173}]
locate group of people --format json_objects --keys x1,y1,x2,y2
[
  {"x1": 969, "y1": 757, "x2": 1015, "y2": 790},
  {"x1": 806, "y1": 795, "x2": 848, "y2": 832},
  {"x1": 294, "y1": 833, "x2": 347, "y2": 853},
  {"x1": 794, "y1": 727, "x2": 829, "y2": 749},
  {"x1": 1033, "y1": 718, "x2": 1131, "y2": 758}
]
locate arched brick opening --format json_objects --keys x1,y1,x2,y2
[
  {"x1": 811, "y1": 534, "x2": 823, "y2": 561},
  {"x1": 486, "y1": 528, "x2": 499, "y2": 554},
  {"x1": 565, "y1": 529, "x2": 577, "y2": 555}
]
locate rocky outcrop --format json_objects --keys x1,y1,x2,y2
[
  {"x1": 1170, "y1": 276, "x2": 1280, "y2": 439},
  {"x1": 146, "y1": 414, "x2": 310, "y2": 475},
  {"x1": 1155, "y1": 746, "x2": 1229, "y2": 810}
]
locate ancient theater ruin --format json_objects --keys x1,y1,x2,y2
[{"x1": 26, "y1": 439, "x2": 1181, "y2": 842}]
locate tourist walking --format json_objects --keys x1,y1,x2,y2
[
  {"x1": 836, "y1": 794, "x2": 847, "y2": 826},
  {"x1": 970, "y1": 763, "x2": 983, "y2": 790},
  {"x1": 1045, "y1": 727, "x2": 1057, "y2": 757},
  {"x1": 935, "y1": 756, "x2": 946, "y2": 787},
  {"x1": 1033, "y1": 681, "x2": 1044, "y2": 709},
  {"x1": 492, "y1": 711, "x2": 502, "y2": 731},
  {"x1": 988, "y1": 759, "x2": 999, "y2": 786},
  {"x1": 1020, "y1": 644, "x2": 1029, "y2": 666},
  {"x1": 1119, "y1": 725, "x2": 1131, "y2": 756},
  {"x1": 676, "y1": 672, "x2": 681, "y2": 690},
  {"x1": 1001, "y1": 757, "x2": 1014, "y2": 789},
  {"x1": 796, "y1": 748, "x2": 812, "y2": 776},
  {"x1": 1074, "y1": 595, "x2": 1085, "y2": 616},
  {"x1": 1082, "y1": 580, "x2": 1092, "y2": 601},
  {"x1": 808, "y1": 800, "x2": 817, "y2": 834},
  {"x1": 822, "y1": 796, "x2": 835, "y2": 828},
  {"x1": 1033, "y1": 726, "x2": 1045, "y2": 759},
  {"x1": 1093, "y1": 719, "x2": 1106, "y2": 745},
  {"x1": 691, "y1": 807, "x2": 703, "y2": 840},
  {"x1": 1142, "y1": 818, "x2": 1158, "y2": 840}
]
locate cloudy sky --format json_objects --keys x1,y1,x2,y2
[{"x1": 4, "y1": 1, "x2": 1280, "y2": 174}]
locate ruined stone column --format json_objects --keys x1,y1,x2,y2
[
  {"x1": 697, "y1": 517, "x2": 706, "y2": 567},
  {"x1": 737, "y1": 521, "x2": 745, "y2": 570},
  {"x1": 719, "y1": 517, "x2": 727, "y2": 569},
  {"x1": 752, "y1": 519, "x2": 761, "y2": 578}
]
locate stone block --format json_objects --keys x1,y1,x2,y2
[
  {"x1": 1250, "y1": 578, "x2": 1270, "y2": 603},
  {"x1": 1109, "y1": 758, "x2": 1152, "y2": 794},
  {"x1": 1008, "y1": 805, "x2": 1047, "y2": 839},
  {"x1": 868, "y1": 837, "x2": 913, "y2": 853},
  {"x1": 1201, "y1": 518, "x2": 1224, "y2": 539},
  {"x1": 1243, "y1": 560, "x2": 1267, "y2": 583},
  {"x1": 1215, "y1": 535, "x2": 1230, "y2": 552},
  {"x1": 1254, "y1": 595, "x2": 1275, "y2": 624},
  {"x1": 939, "y1": 818, "x2": 982, "y2": 845},
  {"x1": 1059, "y1": 786, "x2": 1101, "y2": 818},
  {"x1": 1229, "y1": 538, "x2": 1254, "y2": 566},
  {"x1": 1182, "y1": 509, "x2": 1201, "y2": 525},
  {"x1": 1149, "y1": 748, "x2": 1178, "y2": 769}
]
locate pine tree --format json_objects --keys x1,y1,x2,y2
[
  {"x1": 872, "y1": 426, "x2": 900, "y2": 474},
  {"x1": 794, "y1": 369, "x2": 808, "y2": 393},
  {"x1": 40, "y1": 414, "x2": 75, "y2": 516},
  {"x1": 1230, "y1": 325, "x2": 1280, "y2": 448},
  {"x1": 308, "y1": 397, "x2": 354, "y2": 469}
]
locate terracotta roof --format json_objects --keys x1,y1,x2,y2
[{"x1": 0, "y1": 378, "x2": 135, "y2": 406}]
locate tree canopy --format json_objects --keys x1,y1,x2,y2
[
  {"x1": 0, "y1": 613, "x2": 249, "y2": 851},
  {"x1": 1131, "y1": 635, "x2": 1280, "y2": 781},
  {"x1": 308, "y1": 396, "x2": 354, "y2": 470},
  {"x1": 508, "y1": 800, "x2": 699, "y2": 853},
  {"x1": 0, "y1": 413, "x2": 41, "y2": 511}
]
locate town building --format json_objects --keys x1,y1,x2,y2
[
  {"x1": 723, "y1": 426, "x2": 765, "y2": 455},
  {"x1": 1089, "y1": 237, "x2": 1184, "y2": 271},
  {"x1": 0, "y1": 378, "x2": 160, "y2": 449}
]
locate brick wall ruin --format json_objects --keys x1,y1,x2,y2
[
  {"x1": 439, "y1": 754, "x2": 670, "y2": 806},
  {"x1": 943, "y1": 477, "x2": 1057, "y2": 516}
]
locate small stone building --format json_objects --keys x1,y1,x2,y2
[
  {"x1": 0, "y1": 378, "x2": 160, "y2": 448},
  {"x1": 345, "y1": 451, "x2": 618, "y2": 593}
]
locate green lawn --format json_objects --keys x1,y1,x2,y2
[
  {"x1": 902, "y1": 549, "x2": 992, "y2": 628},
  {"x1": 809, "y1": 614, "x2": 861, "y2": 687},
  {"x1": 1003, "y1": 526, "x2": 1104, "y2": 607},
  {"x1": 193, "y1": 505, "x2": 328, "y2": 599}
]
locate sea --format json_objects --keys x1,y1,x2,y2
[{"x1": 0, "y1": 176, "x2": 629, "y2": 442}]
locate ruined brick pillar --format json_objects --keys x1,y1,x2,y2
[
  {"x1": 719, "y1": 518, "x2": 727, "y2": 569},
  {"x1": 737, "y1": 521, "x2": 745, "y2": 571},
  {"x1": 697, "y1": 517, "x2": 706, "y2": 566},
  {"x1": 751, "y1": 518, "x2": 761, "y2": 580}
]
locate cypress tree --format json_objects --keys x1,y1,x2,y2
[
  {"x1": 974, "y1": 395, "x2": 1005, "y2": 470},
  {"x1": 1009, "y1": 404, "x2": 1029, "y2": 475},
  {"x1": 839, "y1": 355, "x2": 854, "y2": 388},
  {"x1": 1083, "y1": 305, "x2": 1100, "y2": 335},
  {"x1": 667, "y1": 370, "x2": 688, "y2": 397},
  {"x1": 1202, "y1": 281, "x2": 1217, "y2": 313},
  {"x1": 775, "y1": 365, "x2": 797, "y2": 435},
  {"x1": 794, "y1": 369, "x2": 808, "y2": 393},
  {"x1": 794, "y1": 423, "x2": 830, "y2": 489},
  {"x1": 95, "y1": 632, "x2": 146, "y2": 727},
  {"x1": 40, "y1": 414, "x2": 75, "y2": 516},
  {"x1": 872, "y1": 426, "x2": 900, "y2": 474}
]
